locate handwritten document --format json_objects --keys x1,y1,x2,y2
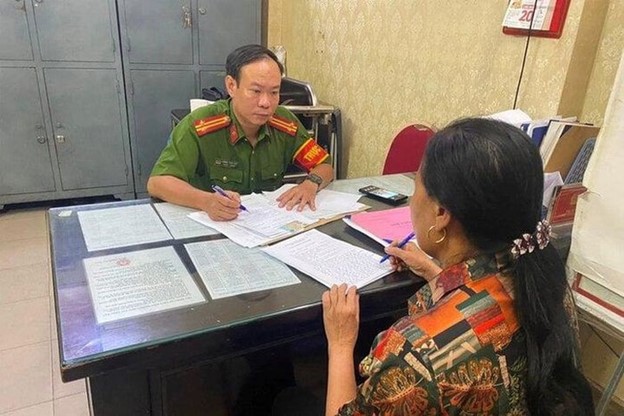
[
  {"x1": 261, "y1": 229, "x2": 394, "y2": 289},
  {"x1": 78, "y1": 205, "x2": 172, "y2": 252},
  {"x1": 83, "y1": 246, "x2": 204, "y2": 324},
  {"x1": 153, "y1": 202, "x2": 219, "y2": 240},
  {"x1": 185, "y1": 240, "x2": 300, "y2": 299}
]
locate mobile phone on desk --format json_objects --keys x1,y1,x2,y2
[{"x1": 358, "y1": 185, "x2": 408, "y2": 205}]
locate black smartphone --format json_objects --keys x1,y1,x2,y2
[{"x1": 358, "y1": 185, "x2": 408, "y2": 205}]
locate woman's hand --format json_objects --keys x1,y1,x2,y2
[
  {"x1": 322, "y1": 284, "x2": 360, "y2": 354},
  {"x1": 384, "y1": 242, "x2": 442, "y2": 281}
]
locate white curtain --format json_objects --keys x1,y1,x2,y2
[{"x1": 567, "y1": 50, "x2": 624, "y2": 329}]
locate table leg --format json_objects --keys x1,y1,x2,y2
[{"x1": 595, "y1": 352, "x2": 624, "y2": 416}]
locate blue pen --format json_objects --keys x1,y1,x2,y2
[
  {"x1": 379, "y1": 232, "x2": 415, "y2": 263},
  {"x1": 212, "y1": 185, "x2": 248, "y2": 212}
]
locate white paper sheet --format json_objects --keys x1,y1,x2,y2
[
  {"x1": 83, "y1": 246, "x2": 204, "y2": 324},
  {"x1": 261, "y1": 229, "x2": 394, "y2": 289},
  {"x1": 78, "y1": 205, "x2": 172, "y2": 252},
  {"x1": 153, "y1": 202, "x2": 219, "y2": 240},
  {"x1": 262, "y1": 184, "x2": 366, "y2": 220},
  {"x1": 185, "y1": 240, "x2": 300, "y2": 299},
  {"x1": 485, "y1": 108, "x2": 532, "y2": 127}
]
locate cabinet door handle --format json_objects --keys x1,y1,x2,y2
[
  {"x1": 37, "y1": 136, "x2": 47, "y2": 144},
  {"x1": 182, "y1": 6, "x2": 192, "y2": 28},
  {"x1": 55, "y1": 135, "x2": 66, "y2": 143}
]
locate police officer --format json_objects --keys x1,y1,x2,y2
[{"x1": 148, "y1": 44, "x2": 334, "y2": 221}]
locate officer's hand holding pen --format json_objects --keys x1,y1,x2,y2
[
  {"x1": 204, "y1": 186, "x2": 243, "y2": 221},
  {"x1": 212, "y1": 185, "x2": 248, "y2": 211}
]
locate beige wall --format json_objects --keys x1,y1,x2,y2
[
  {"x1": 581, "y1": 0, "x2": 624, "y2": 124},
  {"x1": 267, "y1": 0, "x2": 620, "y2": 179}
]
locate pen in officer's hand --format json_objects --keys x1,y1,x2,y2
[
  {"x1": 211, "y1": 185, "x2": 248, "y2": 212},
  {"x1": 379, "y1": 232, "x2": 416, "y2": 263}
]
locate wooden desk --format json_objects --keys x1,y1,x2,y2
[{"x1": 49, "y1": 175, "x2": 422, "y2": 415}]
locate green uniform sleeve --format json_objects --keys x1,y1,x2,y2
[{"x1": 150, "y1": 116, "x2": 200, "y2": 182}]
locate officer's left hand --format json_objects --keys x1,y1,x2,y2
[{"x1": 276, "y1": 181, "x2": 318, "y2": 211}]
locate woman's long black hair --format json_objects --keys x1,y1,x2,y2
[{"x1": 421, "y1": 118, "x2": 593, "y2": 415}]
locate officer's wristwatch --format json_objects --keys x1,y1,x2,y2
[{"x1": 305, "y1": 173, "x2": 323, "y2": 189}]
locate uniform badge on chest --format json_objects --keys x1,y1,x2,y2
[{"x1": 214, "y1": 159, "x2": 239, "y2": 168}]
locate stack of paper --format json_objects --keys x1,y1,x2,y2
[
  {"x1": 189, "y1": 186, "x2": 368, "y2": 248},
  {"x1": 485, "y1": 109, "x2": 532, "y2": 128}
]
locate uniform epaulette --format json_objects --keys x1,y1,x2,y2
[
  {"x1": 268, "y1": 115, "x2": 298, "y2": 136},
  {"x1": 194, "y1": 114, "x2": 231, "y2": 137}
]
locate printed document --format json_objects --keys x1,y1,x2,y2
[
  {"x1": 185, "y1": 240, "x2": 300, "y2": 299},
  {"x1": 153, "y1": 202, "x2": 219, "y2": 240},
  {"x1": 83, "y1": 246, "x2": 204, "y2": 324},
  {"x1": 78, "y1": 205, "x2": 172, "y2": 252},
  {"x1": 261, "y1": 229, "x2": 394, "y2": 289}
]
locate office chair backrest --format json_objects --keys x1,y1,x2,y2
[{"x1": 382, "y1": 124, "x2": 435, "y2": 175}]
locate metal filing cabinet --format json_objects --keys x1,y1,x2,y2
[
  {"x1": 0, "y1": 0, "x2": 264, "y2": 208},
  {"x1": 0, "y1": 0, "x2": 133, "y2": 209}
]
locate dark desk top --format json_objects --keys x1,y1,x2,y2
[{"x1": 50, "y1": 176, "x2": 422, "y2": 381}]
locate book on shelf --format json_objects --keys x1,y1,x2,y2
[
  {"x1": 572, "y1": 273, "x2": 624, "y2": 318},
  {"x1": 526, "y1": 118, "x2": 551, "y2": 147},
  {"x1": 545, "y1": 183, "x2": 587, "y2": 237}
]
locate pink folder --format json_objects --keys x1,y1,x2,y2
[{"x1": 348, "y1": 206, "x2": 413, "y2": 244}]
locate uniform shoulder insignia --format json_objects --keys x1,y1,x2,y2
[
  {"x1": 268, "y1": 114, "x2": 298, "y2": 137},
  {"x1": 194, "y1": 114, "x2": 231, "y2": 137}
]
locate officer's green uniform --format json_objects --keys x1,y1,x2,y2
[{"x1": 151, "y1": 99, "x2": 329, "y2": 194}]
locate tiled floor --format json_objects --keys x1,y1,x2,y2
[{"x1": 0, "y1": 208, "x2": 89, "y2": 416}]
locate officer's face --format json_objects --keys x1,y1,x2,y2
[{"x1": 226, "y1": 59, "x2": 281, "y2": 132}]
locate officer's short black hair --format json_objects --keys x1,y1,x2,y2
[{"x1": 226, "y1": 44, "x2": 284, "y2": 83}]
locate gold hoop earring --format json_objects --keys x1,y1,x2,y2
[{"x1": 427, "y1": 225, "x2": 447, "y2": 244}]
